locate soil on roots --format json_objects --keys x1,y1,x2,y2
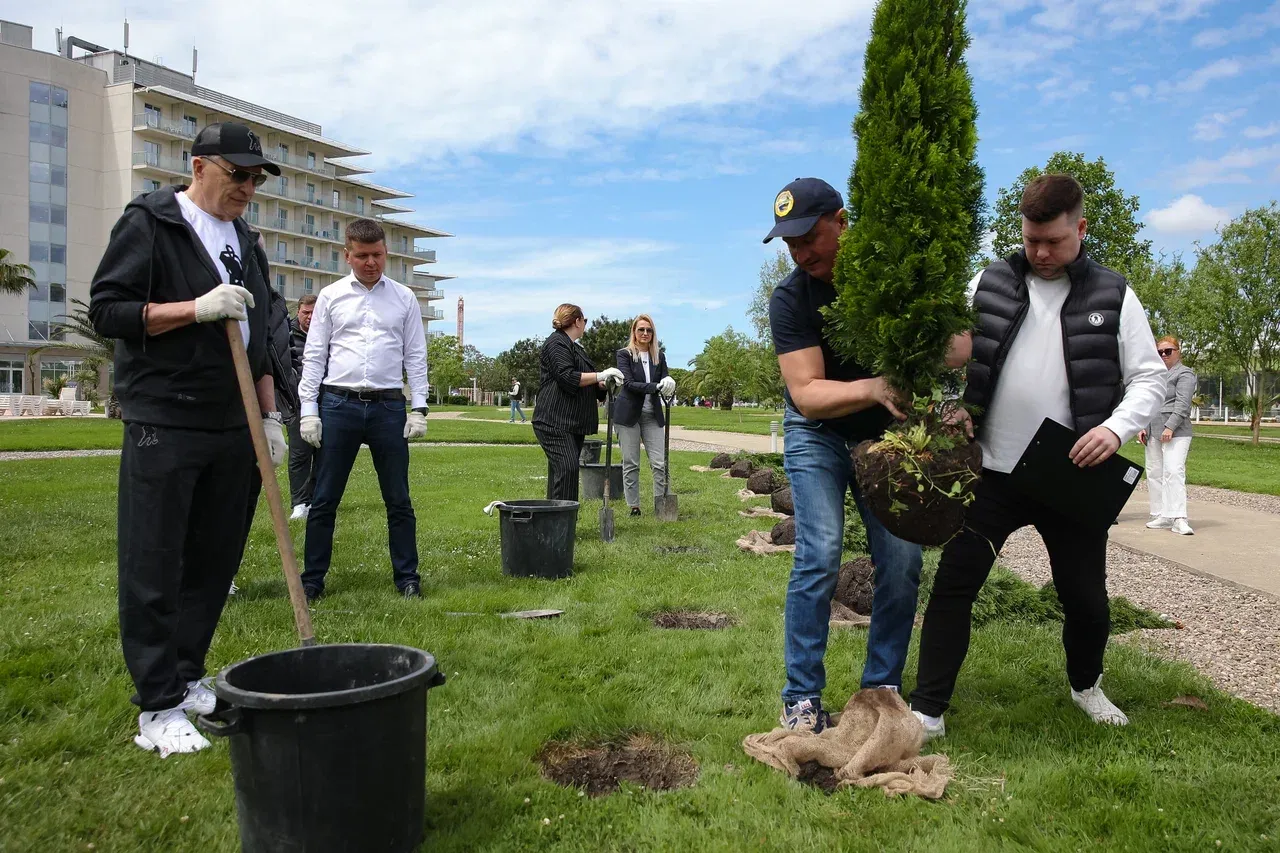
[
  {"x1": 851, "y1": 436, "x2": 982, "y2": 547},
  {"x1": 651, "y1": 610, "x2": 736, "y2": 630},
  {"x1": 538, "y1": 733, "x2": 699, "y2": 797},
  {"x1": 797, "y1": 761, "x2": 841, "y2": 794}
]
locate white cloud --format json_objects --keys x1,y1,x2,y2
[
  {"x1": 1098, "y1": 0, "x2": 1220, "y2": 32},
  {"x1": 1192, "y1": 1, "x2": 1280, "y2": 48},
  {"x1": 1037, "y1": 74, "x2": 1092, "y2": 102},
  {"x1": 1169, "y1": 144, "x2": 1280, "y2": 189},
  {"x1": 1156, "y1": 58, "x2": 1243, "y2": 95},
  {"x1": 1145, "y1": 195, "x2": 1230, "y2": 234},
  {"x1": 1192, "y1": 108, "x2": 1246, "y2": 141},
  {"x1": 1244, "y1": 122, "x2": 1280, "y2": 139}
]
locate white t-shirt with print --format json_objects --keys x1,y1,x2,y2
[{"x1": 176, "y1": 191, "x2": 249, "y2": 347}]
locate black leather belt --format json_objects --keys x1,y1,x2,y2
[{"x1": 322, "y1": 385, "x2": 404, "y2": 403}]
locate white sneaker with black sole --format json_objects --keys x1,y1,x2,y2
[
  {"x1": 290, "y1": 504, "x2": 310, "y2": 521},
  {"x1": 134, "y1": 708, "x2": 211, "y2": 757},
  {"x1": 1171, "y1": 518, "x2": 1194, "y2": 535},
  {"x1": 911, "y1": 709, "x2": 946, "y2": 740},
  {"x1": 1070, "y1": 676, "x2": 1129, "y2": 726},
  {"x1": 178, "y1": 678, "x2": 217, "y2": 716}
]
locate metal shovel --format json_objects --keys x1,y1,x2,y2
[
  {"x1": 600, "y1": 388, "x2": 616, "y2": 542},
  {"x1": 654, "y1": 395, "x2": 678, "y2": 521}
]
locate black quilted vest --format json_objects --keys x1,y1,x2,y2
[{"x1": 964, "y1": 249, "x2": 1126, "y2": 435}]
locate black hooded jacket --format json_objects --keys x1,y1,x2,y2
[{"x1": 89, "y1": 187, "x2": 272, "y2": 430}]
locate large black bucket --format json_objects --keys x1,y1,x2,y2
[
  {"x1": 496, "y1": 499, "x2": 579, "y2": 579},
  {"x1": 198, "y1": 644, "x2": 446, "y2": 853},
  {"x1": 580, "y1": 463, "x2": 624, "y2": 500},
  {"x1": 579, "y1": 438, "x2": 603, "y2": 465}
]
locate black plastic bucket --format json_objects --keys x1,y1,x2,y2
[
  {"x1": 496, "y1": 499, "x2": 579, "y2": 579},
  {"x1": 580, "y1": 463, "x2": 624, "y2": 500},
  {"x1": 197, "y1": 644, "x2": 446, "y2": 853},
  {"x1": 579, "y1": 439, "x2": 603, "y2": 465}
]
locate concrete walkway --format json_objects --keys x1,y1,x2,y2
[{"x1": 667, "y1": 426, "x2": 784, "y2": 454}]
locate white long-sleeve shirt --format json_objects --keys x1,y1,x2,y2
[
  {"x1": 298, "y1": 273, "x2": 429, "y2": 417},
  {"x1": 967, "y1": 270, "x2": 1166, "y2": 473}
]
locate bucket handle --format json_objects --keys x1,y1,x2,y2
[
  {"x1": 429, "y1": 671, "x2": 447, "y2": 689},
  {"x1": 510, "y1": 511, "x2": 533, "y2": 524},
  {"x1": 196, "y1": 707, "x2": 243, "y2": 738}
]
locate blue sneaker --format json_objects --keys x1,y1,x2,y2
[{"x1": 780, "y1": 697, "x2": 832, "y2": 733}]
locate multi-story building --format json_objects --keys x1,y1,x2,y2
[{"x1": 0, "y1": 19, "x2": 452, "y2": 395}]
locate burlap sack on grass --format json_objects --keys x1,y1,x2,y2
[
  {"x1": 736, "y1": 530, "x2": 795, "y2": 555},
  {"x1": 739, "y1": 506, "x2": 788, "y2": 520},
  {"x1": 743, "y1": 688, "x2": 950, "y2": 799}
]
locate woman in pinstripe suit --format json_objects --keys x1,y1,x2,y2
[{"x1": 533, "y1": 304, "x2": 625, "y2": 502}]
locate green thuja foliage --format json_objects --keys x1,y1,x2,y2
[{"x1": 825, "y1": 0, "x2": 985, "y2": 402}]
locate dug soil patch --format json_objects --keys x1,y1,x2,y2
[
  {"x1": 797, "y1": 761, "x2": 841, "y2": 794},
  {"x1": 539, "y1": 733, "x2": 699, "y2": 797},
  {"x1": 654, "y1": 545, "x2": 707, "y2": 555},
  {"x1": 651, "y1": 610, "x2": 736, "y2": 630}
]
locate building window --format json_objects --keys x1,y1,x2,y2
[
  {"x1": 50, "y1": 165, "x2": 66, "y2": 187},
  {"x1": 304, "y1": 214, "x2": 315, "y2": 235},
  {"x1": 29, "y1": 242, "x2": 49, "y2": 263},
  {"x1": 52, "y1": 87, "x2": 68, "y2": 109},
  {"x1": 30, "y1": 120, "x2": 52, "y2": 144},
  {"x1": 144, "y1": 102, "x2": 162, "y2": 126},
  {"x1": 181, "y1": 149, "x2": 191, "y2": 171},
  {"x1": 331, "y1": 250, "x2": 339, "y2": 269},
  {"x1": 305, "y1": 245, "x2": 315, "y2": 265},
  {"x1": 142, "y1": 179, "x2": 161, "y2": 193},
  {"x1": 248, "y1": 201, "x2": 259, "y2": 222},
  {"x1": 280, "y1": 176, "x2": 289, "y2": 197},
  {"x1": 50, "y1": 245, "x2": 66, "y2": 264},
  {"x1": 50, "y1": 205, "x2": 67, "y2": 227},
  {"x1": 307, "y1": 152, "x2": 316, "y2": 169},
  {"x1": 277, "y1": 240, "x2": 288, "y2": 260},
  {"x1": 30, "y1": 82, "x2": 50, "y2": 104},
  {"x1": 183, "y1": 114, "x2": 198, "y2": 136},
  {"x1": 278, "y1": 142, "x2": 289, "y2": 160},
  {"x1": 332, "y1": 189, "x2": 340, "y2": 207},
  {"x1": 356, "y1": 196, "x2": 364, "y2": 215},
  {"x1": 276, "y1": 274, "x2": 287, "y2": 293},
  {"x1": 144, "y1": 140, "x2": 161, "y2": 166},
  {"x1": 306, "y1": 182, "x2": 315, "y2": 202},
  {"x1": 304, "y1": 277, "x2": 314, "y2": 294},
  {"x1": 29, "y1": 202, "x2": 50, "y2": 223},
  {"x1": 332, "y1": 220, "x2": 340, "y2": 239},
  {"x1": 0, "y1": 359, "x2": 23, "y2": 394}
]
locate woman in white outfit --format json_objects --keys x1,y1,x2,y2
[
  {"x1": 1139, "y1": 336, "x2": 1197, "y2": 535},
  {"x1": 614, "y1": 314, "x2": 676, "y2": 517}
]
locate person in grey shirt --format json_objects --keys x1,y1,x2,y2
[{"x1": 1139, "y1": 335, "x2": 1197, "y2": 535}]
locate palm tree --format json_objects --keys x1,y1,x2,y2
[
  {"x1": 42, "y1": 298, "x2": 120, "y2": 418},
  {"x1": 0, "y1": 248, "x2": 36, "y2": 296}
]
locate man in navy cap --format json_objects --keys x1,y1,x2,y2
[
  {"x1": 765, "y1": 177, "x2": 970, "y2": 732},
  {"x1": 90, "y1": 122, "x2": 287, "y2": 757}
]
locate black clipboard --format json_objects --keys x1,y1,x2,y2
[{"x1": 1006, "y1": 418, "x2": 1143, "y2": 529}]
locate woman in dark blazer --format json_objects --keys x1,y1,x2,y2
[
  {"x1": 533, "y1": 303, "x2": 624, "y2": 501},
  {"x1": 614, "y1": 314, "x2": 676, "y2": 516}
]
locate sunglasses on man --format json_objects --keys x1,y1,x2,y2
[
  {"x1": 1158, "y1": 347, "x2": 1177, "y2": 356},
  {"x1": 202, "y1": 157, "x2": 268, "y2": 187}
]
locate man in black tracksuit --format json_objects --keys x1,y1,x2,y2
[{"x1": 89, "y1": 122, "x2": 285, "y2": 757}]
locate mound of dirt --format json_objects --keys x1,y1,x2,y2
[
  {"x1": 539, "y1": 734, "x2": 699, "y2": 797},
  {"x1": 651, "y1": 611, "x2": 736, "y2": 630},
  {"x1": 710, "y1": 453, "x2": 734, "y2": 469}
]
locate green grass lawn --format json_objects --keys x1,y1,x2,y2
[
  {"x1": 2, "y1": 448, "x2": 1278, "y2": 851},
  {"x1": 1119, "y1": 434, "x2": 1280, "y2": 497}
]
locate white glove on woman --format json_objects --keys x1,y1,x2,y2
[
  {"x1": 262, "y1": 416, "x2": 286, "y2": 468},
  {"x1": 658, "y1": 376, "x2": 676, "y2": 397},
  {"x1": 194, "y1": 284, "x2": 254, "y2": 323},
  {"x1": 300, "y1": 415, "x2": 323, "y2": 448},
  {"x1": 598, "y1": 367, "x2": 625, "y2": 388},
  {"x1": 404, "y1": 411, "x2": 427, "y2": 440}
]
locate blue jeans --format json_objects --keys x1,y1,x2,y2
[
  {"x1": 782, "y1": 406, "x2": 923, "y2": 701},
  {"x1": 509, "y1": 399, "x2": 526, "y2": 422},
  {"x1": 302, "y1": 392, "x2": 419, "y2": 593}
]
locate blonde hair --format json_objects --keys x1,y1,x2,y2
[
  {"x1": 1157, "y1": 335, "x2": 1180, "y2": 350},
  {"x1": 551, "y1": 303, "x2": 584, "y2": 331},
  {"x1": 627, "y1": 314, "x2": 660, "y2": 362}
]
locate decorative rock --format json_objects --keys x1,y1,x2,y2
[
  {"x1": 710, "y1": 453, "x2": 734, "y2": 469},
  {"x1": 835, "y1": 557, "x2": 875, "y2": 615},
  {"x1": 747, "y1": 468, "x2": 777, "y2": 495},
  {"x1": 771, "y1": 487, "x2": 794, "y2": 516},
  {"x1": 770, "y1": 517, "x2": 796, "y2": 545},
  {"x1": 729, "y1": 459, "x2": 754, "y2": 479}
]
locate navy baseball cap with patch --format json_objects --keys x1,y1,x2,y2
[
  {"x1": 191, "y1": 122, "x2": 281, "y2": 175},
  {"x1": 763, "y1": 177, "x2": 844, "y2": 243}
]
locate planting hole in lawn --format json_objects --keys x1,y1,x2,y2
[
  {"x1": 654, "y1": 545, "x2": 706, "y2": 554},
  {"x1": 797, "y1": 762, "x2": 841, "y2": 794},
  {"x1": 539, "y1": 733, "x2": 698, "y2": 797},
  {"x1": 651, "y1": 610, "x2": 735, "y2": 630}
]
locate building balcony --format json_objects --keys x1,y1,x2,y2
[
  {"x1": 247, "y1": 212, "x2": 343, "y2": 245},
  {"x1": 423, "y1": 307, "x2": 444, "y2": 321},
  {"x1": 257, "y1": 182, "x2": 366, "y2": 216},
  {"x1": 386, "y1": 247, "x2": 435, "y2": 262},
  {"x1": 132, "y1": 151, "x2": 191, "y2": 177},
  {"x1": 419, "y1": 288, "x2": 445, "y2": 300},
  {"x1": 264, "y1": 148, "x2": 336, "y2": 179},
  {"x1": 133, "y1": 113, "x2": 198, "y2": 140},
  {"x1": 264, "y1": 249, "x2": 343, "y2": 274}
]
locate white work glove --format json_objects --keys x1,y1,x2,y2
[
  {"x1": 300, "y1": 415, "x2": 322, "y2": 448},
  {"x1": 658, "y1": 376, "x2": 676, "y2": 398},
  {"x1": 262, "y1": 416, "x2": 286, "y2": 468},
  {"x1": 598, "y1": 367, "x2": 624, "y2": 389},
  {"x1": 404, "y1": 411, "x2": 427, "y2": 440},
  {"x1": 194, "y1": 284, "x2": 254, "y2": 323}
]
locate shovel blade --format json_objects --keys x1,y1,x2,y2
[
  {"x1": 600, "y1": 505, "x2": 615, "y2": 542},
  {"x1": 654, "y1": 494, "x2": 679, "y2": 522}
]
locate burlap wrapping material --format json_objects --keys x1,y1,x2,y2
[
  {"x1": 738, "y1": 488, "x2": 768, "y2": 501},
  {"x1": 829, "y1": 600, "x2": 871, "y2": 628},
  {"x1": 689, "y1": 465, "x2": 714, "y2": 473},
  {"x1": 743, "y1": 688, "x2": 951, "y2": 799},
  {"x1": 739, "y1": 506, "x2": 788, "y2": 520},
  {"x1": 736, "y1": 530, "x2": 795, "y2": 554}
]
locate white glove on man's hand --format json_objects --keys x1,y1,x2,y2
[
  {"x1": 262, "y1": 416, "x2": 286, "y2": 468},
  {"x1": 194, "y1": 284, "x2": 255, "y2": 323},
  {"x1": 300, "y1": 415, "x2": 323, "y2": 448},
  {"x1": 658, "y1": 376, "x2": 676, "y2": 397},
  {"x1": 598, "y1": 367, "x2": 625, "y2": 388},
  {"x1": 404, "y1": 411, "x2": 427, "y2": 440}
]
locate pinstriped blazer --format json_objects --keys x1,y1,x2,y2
[{"x1": 532, "y1": 329, "x2": 606, "y2": 435}]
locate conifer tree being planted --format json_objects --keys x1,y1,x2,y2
[{"x1": 824, "y1": 0, "x2": 985, "y2": 546}]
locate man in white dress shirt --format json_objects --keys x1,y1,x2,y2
[
  {"x1": 910, "y1": 174, "x2": 1165, "y2": 737},
  {"x1": 297, "y1": 219, "x2": 429, "y2": 600}
]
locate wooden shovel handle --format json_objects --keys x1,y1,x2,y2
[{"x1": 225, "y1": 320, "x2": 316, "y2": 646}]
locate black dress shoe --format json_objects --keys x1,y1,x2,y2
[
  {"x1": 402, "y1": 582, "x2": 422, "y2": 599},
  {"x1": 630, "y1": 507, "x2": 642, "y2": 517},
  {"x1": 303, "y1": 585, "x2": 322, "y2": 604}
]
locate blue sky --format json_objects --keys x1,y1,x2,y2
[{"x1": 26, "y1": 0, "x2": 1280, "y2": 365}]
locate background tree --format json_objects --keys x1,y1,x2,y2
[
  {"x1": 666, "y1": 367, "x2": 694, "y2": 405},
  {"x1": 0, "y1": 248, "x2": 36, "y2": 296},
  {"x1": 496, "y1": 336, "x2": 544, "y2": 401},
  {"x1": 690, "y1": 326, "x2": 752, "y2": 409},
  {"x1": 744, "y1": 340, "x2": 785, "y2": 409},
  {"x1": 1190, "y1": 203, "x2": 1280, "y2": 444},
  {"x1": 747, "y1": 249, "x2": 792, "y2": 341},
  {"x1": 578, "y1": 315, "x2": 633, "y2": 372},
  {"x1": 991, "y1": 152, "x2": 1151, "y2": 277},
  {"x1": 44, "y1": 298, "x2": 119, "y2": 417},
  {"x1": 426, "y1": 334, "x2": 467, "y2": 404},
  {"x1": 825, "y1": 0, "x2": 985, "y2": 402},
  {"x1": 1128, "y1": 254, "x2": 1212, "y2": 367},
  {"x1": 461, "y1": 345, "x2": 506, "y2": 393}
]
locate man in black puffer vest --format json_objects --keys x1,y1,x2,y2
[
  {"x1": 910, "y1": 175, "x2": 1165, "y2": 738},
  {"x1": 287, "y1": 294, "x2": 318, "y2": 519}
]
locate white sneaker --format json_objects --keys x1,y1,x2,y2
[
  {"x1": 178, "y1": 678, "x2": 217, "y2": 716},
  {"x1": 911, "y1": 709, "x2": 946, "y2": 740},
  {"x1": 290, "y1": 504, "x2": 310, "y2": 521},
  {"x1": 1070, "y1": 676, "x2": 1129, "y2": 726},
  {"x1": 1171, "y1": 518, "x2": 1194, "y2": 535},
  {"x1": 1146, "y1": 517, "x2": 1174, "y2": 529},
  {"x1": 228, "y1": 581, "x2": 238, "y2": 596},
  {"x1": 134, "y1": 708, "x2": 211, "y2": 757}
]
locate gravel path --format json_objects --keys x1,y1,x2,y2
[{"x1": 999, "y1": 527, "x2": 1280, "y2": 715}]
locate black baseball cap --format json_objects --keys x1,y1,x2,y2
[
  {"x1": 191, "y1": 122, "x2": 281, "y2": 175},
  {"x1": 762, "y1": 177, "x2": 844, "y2": 243}
]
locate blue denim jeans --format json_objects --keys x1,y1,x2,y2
[
  {"x1": 781, "y1": 406, "x2": 923, "y2": 701},
  {"x1": 509, "y1": 399, "x2": 526, "y2": 422},
  {"x1": 302, "y1": 391, "x2": 419, "y2": 593}
]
